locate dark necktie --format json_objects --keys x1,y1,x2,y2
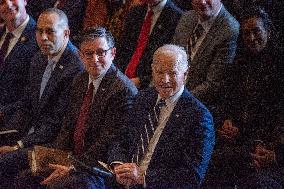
[
  {"x1": 188, "y1": 23, "x2": 204, "y2": 59},
  {"x1": 134, "y1": 99, "x2": 166, "y2": 163},
  {"x1": 0, "y1": 32, "x2": 13, "y2": 68},
  {"x1": 125, "y1": 9, "x2": 154, "y2": 79},
  {"x1": 73, "y1": 83, "x2": 94, "y2": 155}
]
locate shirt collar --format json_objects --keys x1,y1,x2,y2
[
  {"x1": 157, "y1": 85, "x2": 184, "y2": 106},
  {"x1": 148, "y1": 0, "x2": 167, "y2": 14},
  {"x1": 199, "y1": 4, "x2": 222, "y2": 32},
  {"x1": 6, "y1": 15, "x2": 29, "y2": 39},
  {"x1": 88, "y1": 73, "x2": 104, "y2": 89}
]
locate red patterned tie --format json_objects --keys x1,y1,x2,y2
[
  {"x1": 73, "y1": 82, "x2": 94, "y2": 155},
  {"x1": 0, "y1": 32, "x2": 13, "y2": 68},
  {"x1": 125, "y1": 9, "x2": 154, "y2": 79}
]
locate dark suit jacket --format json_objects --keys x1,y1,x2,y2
[
  {"x1": 115, "y1": 0, "x2": 183, "y2": 88},
  {"x1": 173, "y1": 5, "x2": 239, "y2": 124},
  {"x1": 2, "y1": 42, "x2": 83, "y2": 147},
  {"x1": 0, "y1": 17, "x2": 38, "y2": 110},
  {"x1": 109, "y1": 87, "x2": 215, "y2": 188},
  {"x1": 52, "y1": 64, "x2": 138, "y2": 167}
]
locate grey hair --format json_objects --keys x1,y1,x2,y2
[
  {"x1": 152, "y1": 44, "x2": 189, "y2": 72},
  {"x1": 40, "y1": 8, "x2": 69, "y2": 29}
]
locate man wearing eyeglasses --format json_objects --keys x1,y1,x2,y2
[{"x1": 16, "y1": 26, "x2": 138, "y2": 189}]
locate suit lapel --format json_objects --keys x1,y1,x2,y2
[
  {"x1": 84, "y1": 65, "x2": 117, "y2": 131},
  {"x1": 154, "y1": 89, "x2": 191, "y2": 148},
  {"x1": 39, "y1": 44, "x2": 71, "y2": 108},
  {"x1": 0, "y1": 18, "x2": 36, "y2": 76}
]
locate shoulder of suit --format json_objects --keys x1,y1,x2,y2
[
  {"x1": 109, "y1": 66, "x2": 138, "y2": 94},
  {"x1": 166, "y1": 0, "x2": 184, "y2": 14}
]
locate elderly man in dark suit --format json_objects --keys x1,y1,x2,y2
[
  {"x1": 0, "y1": 0, "x2": 38, "y2": 116},
  {"x1": 108, "y1": 44, "x2": 215, "y2": 188},
  {"x1": 0, "y1": 8, "x2": 83, "y2": 188},
  {"x1": 173, "y1": 0, "x2": 239, "y2": 126},
  {"x1": 115, "y1": 0, "x2": 183, "y2": 89},
  {"x1": 15, "y1": 27, "x2": 138, "y2": 189}
]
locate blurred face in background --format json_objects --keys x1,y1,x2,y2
[
  {"x1": 0, "y1": 0, "x2": 27, "y2": 25},
  {"x1": 80, "y1": 37, "x2": 116, "y2": 79},
  {"x1": 241, "y1": 16, "x2": 270, "y2": 55},
  {"x1": 191, "y1": 0, "x2": 221, "y2": 21},
  {"x1": 36, "y1": 12, "x2": 69, "y2": 57}
]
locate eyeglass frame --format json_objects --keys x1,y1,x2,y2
[{"x1": 80, "y1": 47, "x2": 113, "y2": 59}]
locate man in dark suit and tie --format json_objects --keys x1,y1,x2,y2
[
  {"x1": 0, "y1": 8, "x2": 83, "y2": 188},
  {"x1": 0, "y1": 0, "x2": 38, "y2": 115},
  {"x1": 115, "y1": 0, "x2": 183, "y2": 89},
  {"x1": 109, "y1": 44, "x2": 215, "y2": 188},
  {"x1": 173, "y1": 0, "x2": 240, "y2": 126},
  {"x1": 15, "y1": 27, "x2": 138, "y2": 189}
]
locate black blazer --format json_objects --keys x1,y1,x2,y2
[
  {"x1": 53, "y1": 64, "x2": 138, "y2": 166},
  {"x1": 0, "y1": 17, "x2": 39, "y2": 109},
  {"x1": 3, "y1": 42, "x2": 83, "y2": 147},
  {"x1": 115, "y1": 0, "x2": 183, "y2": 88}
]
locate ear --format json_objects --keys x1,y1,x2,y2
[
  {"x1": 184, "y1": 69, "x2": 189, "y2": 83},
  {"x1": 267, "y1": 29, "x2": 272, "y2": 40},
  {"x1": 64, "y1": 29, "x2": 70, "y2": 38},
  {"x1": 111, "y1": 47, "x2": 116, "y2": 58}
]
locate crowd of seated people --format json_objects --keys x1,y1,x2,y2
[{"x1": 0, "y1": 0, "x2": 283, "y2": 188}]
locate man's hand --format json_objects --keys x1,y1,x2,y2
[
  {"x1": 40, "y1": 164, "x2": 71, "y2": 185},
  {"x1": 114, "y1": 163, "x2": 144, "y2": 187},
  {"x1": 217, "y1": 119, "x2": 239, "y2": 141},
  {"x1": 0, "y1": 145, "x2": 16, "y2": 154},
  {"x1": 251, "y1": 144, "x2": 276, "y2": 170},
  {"x1": 130, "y1": 77, "x2": 141, "y2": 88}
]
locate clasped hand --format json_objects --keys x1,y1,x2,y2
[
  {"x1": 114, "y1": 163, "x2": 144, "y2": 187},
  {"x1": 250, "y1": 144, "x2": 276, "y2": 170},
  {"x1": 217, "y1": 119, "x2": 239, "y2": 141}
]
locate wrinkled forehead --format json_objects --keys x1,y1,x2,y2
[{"x1": 37, "y1": 13, "x2": 62, "y2": 29}]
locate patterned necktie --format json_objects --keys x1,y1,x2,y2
[
  {"x1": 0, "y1": 32, "x2": 14, "y2": 67},
  {"x1": 40, "y1": 60, "x2": 56, "y2": 98},
  {"x1": 73, "y1": 82, "x2": 94, "y2": 155},
  {"x1": 134, "y1": 99, "x2": 166, "y2": 163},
  {"x1": 188, "y1": 23, "x2": 204, "y2": 59},
  {"x1": 125, "y1": 9, "x2": 154, "y2": 79}
]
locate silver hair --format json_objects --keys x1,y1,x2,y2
[
  {"x1": 152, "y1": 44, "x2": 189, "y2": 72},
  {"x1": 40, "y1": 8, "x2": 69, "y2": 29}
]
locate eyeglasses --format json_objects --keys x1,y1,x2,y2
[{"x1": 81, "y1": 47, "x2": 112, "y2": 59}]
